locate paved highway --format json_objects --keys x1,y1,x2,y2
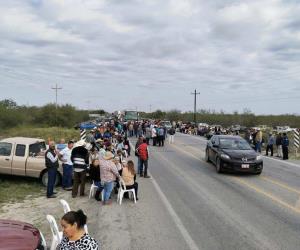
[{"x1": 130, "y1": 133, "x2": 300, "y2": 250}]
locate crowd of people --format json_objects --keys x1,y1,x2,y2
[{"x1": 45, "y1": 119, "x2": 177, "y2": 202}]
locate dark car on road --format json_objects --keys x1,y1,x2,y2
[
  {"x1": 0, "y1": 219, "x2": 46, "y2": 250},
  {"x1": 205, "y1": 135, "x2": 263, "y2": 174}
]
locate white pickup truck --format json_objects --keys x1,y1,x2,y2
[{"x1": 0, "y1": 137, "x2": 62, "y2": 186}]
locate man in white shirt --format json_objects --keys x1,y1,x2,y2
[{"x1": 59, "y1": 140, "x2": 74, "y2": 190}]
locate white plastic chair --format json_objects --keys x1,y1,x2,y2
[
  {"x1": 60, "y1": 199, "x2": 71, "y2": 213},
  {"x1": 46, "y1": 214, "x2": 63, "y2": 250},
  {"x1": 58, "y1": 199, "x2": 89, "y2": 234},
  {"x1": 117, "y1": 178, "x2": 136, "y2": 205},
  {"x1": 89, "y1": 181, "x2": 99, "y2": 199}
]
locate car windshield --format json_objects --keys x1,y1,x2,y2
[{"x1": 219, "y1": 138, "x2": 252, "y2": 150}]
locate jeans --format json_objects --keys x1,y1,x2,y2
[
  {"x1": 62, "y1": 164, "x2": 73, "y2": 188},
  {"x1": 137, "y1": 157, "x2": 141, "y2": 174},
  {"x1": 47, "y1": 167, "x2": 57, "y2": 197},
  {"x1": 94, "y1": 181, "x2": 103, "y2": 192},
  {"x1": 139, "y1": 159, "x2": 148, "y2": 176},
  {"x1": 103, "y1": 181, "x2": 114, "y2": 201},
  {"x1": 255, "y1": 141, "x2": 262, "y2": 153}
]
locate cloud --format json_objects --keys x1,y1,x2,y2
[{"x1": 0, "y1": 0, "x2": 299, "y2": 114}]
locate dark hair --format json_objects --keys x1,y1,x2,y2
[
  {"x1": 62, "y1": 209, "x2": 87, "y2": 229},
  {"x1": 143, "y1": 138, "x2": 147, "y2": 143}
]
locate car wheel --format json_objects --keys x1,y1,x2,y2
[
  {"x1": 205, "y1": 149, "x2": 210, "y2": 162},
  {"x1": 41, "y1": 170, "x2": 61, "y2": 187},
  {"x1": 216, "y1": 157, "x2": 223, "y2": 173},
  {"x1": 254, "y1": 171, "x2": 262, "y2": 175}
]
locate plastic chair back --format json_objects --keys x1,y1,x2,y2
[{"x1": 59, "y1": 199, "x2": 71, "y2": 214}]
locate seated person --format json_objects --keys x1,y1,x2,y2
[
  {"x1": 89, "y1": 159, "x2": 102, "y2": 201},
  {"x1": 121, "y1": 160, "x2": 139, "y2": 200}
]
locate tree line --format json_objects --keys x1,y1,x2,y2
[{"x1": 1, "y1": 99, "x2": 299, "y2": 129}]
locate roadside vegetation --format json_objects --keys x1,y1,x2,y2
[{"x1": 0, "y1": 175, "x2": 43, "y2": 207}]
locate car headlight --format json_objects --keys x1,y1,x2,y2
[
  {"x1": 256, "y1": 155, "x2": 263, "y2": 161},
  {"x1": 221, "y1": 154, "x2": 230, "y2": 160}
]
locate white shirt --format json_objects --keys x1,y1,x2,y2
[{"x1": 59, "y1": 147, "x2": 73, "y2": 165}]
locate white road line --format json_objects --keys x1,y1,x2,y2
[
  {"x1": 129, "y1": 140, "x2": 200, "y2": 250},
  {"x1": 263, "y1": 156, "x2": 300, "y2": 169},
  {"x1": 150, "y1": 174, "x2": 200, "y2": 250}
]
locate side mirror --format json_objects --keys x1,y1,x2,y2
[{"x1": 29, "y1": 152, "x2": 36, "y2": 157}]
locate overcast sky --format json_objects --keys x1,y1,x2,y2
[{"x1": 1, "y1": 0, "x2": 300, "y2": 115}]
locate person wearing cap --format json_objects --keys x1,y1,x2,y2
[
  {"x1": 266, "y1": 133, "x2": 275, "y2": 156},
  {"x1": 45, "y1": 141, "x2": 59, "y2": 198},
  {"x1": 71, "y1": 142, "x2": 89, "y2": 198},
  {"x1": 100, "y1": 151, "x2": 120, "y2": 205},
  {"x1": 255, "y1": 128, "x2": 263, "y2": 153},
  {"x1": 58, "y1": 140, "x2": 74, "y2": 191}
]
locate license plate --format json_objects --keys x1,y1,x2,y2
[{"x1": 241, "y1": 164, "x2": 249, "y2": 168}]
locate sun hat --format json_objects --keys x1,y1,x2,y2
[{"x1": 103, "y1": 151, "x2": 114, "y2": 160}]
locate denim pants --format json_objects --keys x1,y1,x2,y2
[
  {"x1": 137, "y1": 157, "x2": 141, "y2": 174},
  {"x1": 62, "y1": 164, "x2": 73, "y2": 188},
  {"x1": 103, "y1": 181, "x2": 114, "y2": 201},
  {"x1": 94, "y1": 181, "x2": 103, "y2": 192},
  {"x1": 139, "y1": 159, "x2": 148, "y2": 176},
  {"x1": 47, "y1": 167, "x2": 57, "y2": 197}
]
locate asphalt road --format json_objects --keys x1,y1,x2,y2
[{"x1": 128, "y1": 133, "x2": 300, "y2": 250}]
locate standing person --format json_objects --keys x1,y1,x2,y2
[
  {"x1": 123, "y1": 136, "x2": 131, "y2": 157},
  {"x1": 133, "y1": 122, "x2": 139, "y2": 138},
  {"x1": 59, "y1": 140, "x2": 74, "y2": 191},
  {"x1": 158, "y1": 126, "x2": 165, "y2": 147},
  {"x1": 71, "y1": 143, "x2": 89, "y2": 198},
  {"x1": 135, "y1": 136, "x2": 144, "y2": 174},
  {"x1": 45, "y1": 141, "x2": 59, "y2": 198},
  {"x1": 137, "y1": 138, "x2": 150, "y2": 178},
  {"x1": 100, "y1": 151, "x2": 120, "y2": 205},
  {"x1": 276, "y1": 133, "x2": 283, "y2": 158},
  {"x1": 169, "y1": 127, "x2": 176, "y2": 144},
  {"x1": 129, "y1": 122, "x2": 134, "y2": 137},
  {"x1": 255, "y1": 129, "x2": 263, "y2": 153},
  {"x1": 89, "y1": 159, "x2": 102, "y2": 201},
  {"x1": 145, "y1": 125, "x2": 152, "y2": 145},
  {"x1": 151, "y1": 125, "x2": 157, "y2": 146},
  {"x1": 56, "y1": 138, "x2": 67, "y2": 152},
  {"x1": 121, "y1": 160, "x2": 139, "y2": 200},
  {"x1": 282, "y1": 133, "x2": 289, "y2": 160},
  {"x1": 58, "y1": 210, "x2": 99, "y2": 249},
  {"x1": 266, "y1": 133, "x2": 275, "y2": 156}
]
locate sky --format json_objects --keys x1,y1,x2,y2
[{"x1": 1, "y1": 0, "x2": 300, "y2": 115}]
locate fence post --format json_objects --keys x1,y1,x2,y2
[
  {"x1": 80, "y1": 129, "x2": 87, "y2": 141},
  {"x1": 294, "y1": 129, "x2": 299, "y2": 157}
]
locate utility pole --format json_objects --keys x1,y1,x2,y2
[
  {"x1": 191, "y1": 89, "x2": 200, "y2": 124},
  {"x1": 51, "y1": 84, "x2": 62, "y2": 127}
]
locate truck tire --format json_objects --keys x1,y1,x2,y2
[{"x1": 41, "y1": 170, "x2": 61, "y2": 187}]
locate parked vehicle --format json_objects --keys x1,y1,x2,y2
[
  {"x1": 205, "y1": 135, "x2": 263, "y2": 174},
  {"x1": 160, "y1": 120, "x2": 172, "y2": 130},
  {"x1": 0, "y1": 137, "x2": 62, "y2": 186},
  {"x1": 74, "y1": 121, "x2": 98, "y2": 130},
  {"x1": 0, "y1": 219, "x2": 47, "y2": 250}
]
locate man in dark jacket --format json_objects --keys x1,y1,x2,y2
[
  {"x1": 282, "y1": 133, "x2": 289, "y2": 160},
  {"x1": 45, "y1": 141, "x2": 59, "y2": 198},
  {"x1": 71, "y1": 142, "x2": 89, "y2": 198}
]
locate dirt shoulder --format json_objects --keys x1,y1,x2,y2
[{"x1": 0, "y1": 170, "x2": 187, "y2": 250}]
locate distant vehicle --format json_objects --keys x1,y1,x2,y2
[
  {"x1": 276, "y1": 126, "x2": 293, "y2": 133},
  {"x1": 160, "y1": 120, "x2": 172, "y2": 130},
  {"x1": 205, "y1": 135, "x2": 263, "y2": 174},
  {"x1": 75, "y1": 121, "x2": 98, "y2": 130},
  {"x1": 0, "y1": 137, "x2": 62, "y2": 186},
  {"x1": 0, "y1": 219, "x2": 46, "y2": 250},
  {"x1": 124, "y1": 110, "x2": 139, "y2": 121}
]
